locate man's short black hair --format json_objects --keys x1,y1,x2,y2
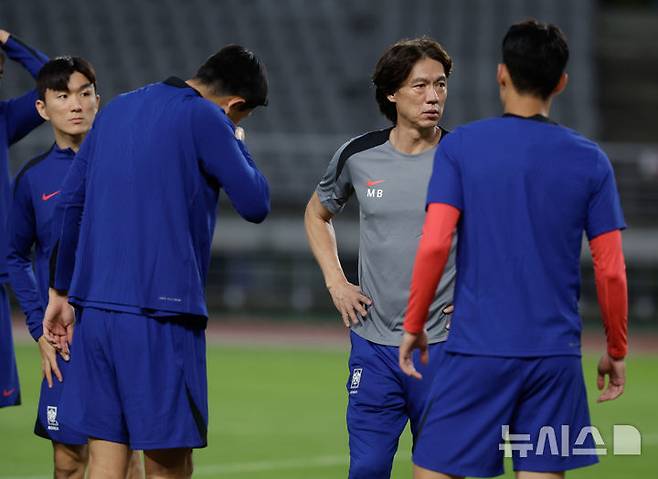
[
  {"x1": 373, "y1": 37, "x2": 452, "y2": 124},
  {"x1": 36, "y1": 56, "x2": 97, "y2": 101},
  {"x1": 194, "y1": 45, "x2": 268, "y2": 110},
  {"x1": 502, "y1": 19, "x2": 569, "y2": 99}
]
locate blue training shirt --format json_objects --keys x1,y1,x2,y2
[
  {"x1": 8, "y1": 144, "x2": 74, "y2": 340},
  {"x1": 52, "y1": 77, "x2": 270, "y2": 318},
  {"x1": 426, "y1": 114, "x2": 626, "y2": 357},
  {"x1": 0, "y1": 36, "x2": 48, "y2": 281}
]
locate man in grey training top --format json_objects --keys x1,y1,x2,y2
[{"x1": 304, "y1": 37, "x2": 456, "y2": 479}]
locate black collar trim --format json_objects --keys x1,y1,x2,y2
[
  {"x1": 502, "y1": 113, "x2": 557, "y2": 125},
  {"x1": 163, "y1": 76, "x2": 201, "y2": 96}
]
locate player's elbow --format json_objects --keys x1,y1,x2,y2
[
  {"x1": 594, "y1": 261, "x2": 627, "y2": 289},
  {"x1": 601, "y1": 269, "x2": 627, "y2": 290},
  {"x1": 239, "y1": 201, "x2": 270, "y2": 224},
  {"x1": 421, "y1": 239, "x2": 451, "y2": 262}
]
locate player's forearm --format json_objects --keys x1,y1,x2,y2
[
  {"x1": 404, "y1": 203, "x2": 460, "y2": 334},
  {"x1": 49, "y1": 203, "x2": 84, "y2": 292},
  {"x1": 590, "y1": 230, "x2": 628, "y2": 359},
  {"x1": 229, "y1": 140, "x2": 271, "y2": 223},
  {"x1": 7, "y1": 259, "x2": 45, "y2": 341},
  {"x1": 304, "y1": 205, "x2": 347, "y2": 289},
  {"x1": 1, "y1": 34, "x2": 48, "y2": 78}
]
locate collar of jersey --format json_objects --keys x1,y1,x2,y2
[
  {"x1": 502, "y1": 112, "x2": 558, "y2": 125},
  {"x1": 163, "y1": 76, "x2": 202, "y2": 97},
  {"x1": 52, "y1": 142, "x2": 76, "y2": 159}
]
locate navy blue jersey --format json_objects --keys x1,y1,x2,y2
[
  {"x1": 52, "y1": 77, "x2": 270, "y2": 318},
  {"x1": 426, "y1": 115, "x2": 625, "y2": 357},
  {"x1": 0, "y1": 36, "x2": 48, "y2": 281},
  {"x1": 8, "y1": 144, "x2": 74, "y2": 340}
]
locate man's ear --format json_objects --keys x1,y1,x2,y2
[
  {"x1": 226, "y1": 96, "x2": 247, "y2": 112},
  {"x1": 496, "y1": 64, "x2": 507, "y2": 89},
  {"x1": 35, "y1": 99, "x2": 50, "y2": 121},
  {"x1": 552, "y1": 72, "x2": 568, "y2": 96}
]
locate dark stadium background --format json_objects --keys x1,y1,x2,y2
[{"x1": 2, "y1": 0, "x2": 656, "y2": 325}]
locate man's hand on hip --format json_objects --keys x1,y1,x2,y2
[{"x1": 327, "y1": 280, "x2": 372, "y2": 327}]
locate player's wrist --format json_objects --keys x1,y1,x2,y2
[
  {"x1": 325, "y1": 274, "x2": 348, "y2": 291},
  {"x1": 403, "y1": 324, "x2": 422, "y2": 335},
  {"x1": 48, "y1": 286, "x2": 68, "y2": 298},
  {"x1": 607, "y1": 350, "x2": 626, "y2": 361}
]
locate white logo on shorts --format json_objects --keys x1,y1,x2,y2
[
  {"x1": 350, "y1": 368, "x2": 363, "y2": 392},
  {"x1": 47, "y1": 406, "x2": 60, "y2": 431}
]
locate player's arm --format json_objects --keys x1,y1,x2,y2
[
  {"x1": 7, "y1": 172, "x2": 63, "y2": 387},
  {"x1": 0, "y1": 30, "x2": 49, "y2": 144},
  {"x1": 590, "y1": 229, "x2": 628, "y2": 402},
  {"x1": 399, "y1": 131, "x2": 463, "y2": 378},
  {"x1": 399, "y1": 203, "x2": 460, "y2": 379},
  {"x1": 191, "y1": 102, "x2": 270, "y2": 223},
  {"x1": 304, "y1": 192, "x2": 371, "y2": 327},
  {"x1": 0, "y1": 30, "x2": 49, "y2": 77},
  {"x1": 43, "y1": 128, "x2": 95, "y2": 354},
  {"x1": 7, "y1": 172, "x2": 43, "y2": 341},
  {"x1": 585, "y1": 150, "x2": 628, "y2": 402}
]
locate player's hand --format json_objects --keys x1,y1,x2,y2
[
  {"x1": 0, "y1": 30, "x2": 10, "y2": 44},
  {"x1": 327, "y1": 280, "x2": 372, "y2": 327},
  {"x1": 596, "y1": 354, "x2": 625, "y2": 402},
  {"x1": 399, "y1": 330, "x2": 429, "y2": 380},
  {"x1": 43, "y1": 288, "x2": 75, "y2": 361},
  {"x1": 38, "y1": 335, "x2": 62, "y2": 388}
]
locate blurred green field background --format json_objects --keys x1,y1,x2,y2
[{"x1": 1, "y1": 342, "x2": 656, "y2": 478}]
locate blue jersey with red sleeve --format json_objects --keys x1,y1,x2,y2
[
  {"x1": 426, "y1": 114, "x2": 626, "y2": 357},
  {"x1": 51, "y1": 77, "x2": 270, "y2": 318},
  {"x1": 0, "y1": 36, "x2": 49, "y2": 281},
  {"x1": 7, "y1": 145, "x2": 74, "y2": 341}
]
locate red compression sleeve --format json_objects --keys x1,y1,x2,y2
[
  {"x1": 590, "y1": 230, "x2": 628, "y2": 359},
  {"x1": 404, "y1": 203, "x2": 461, "y2": 334}
]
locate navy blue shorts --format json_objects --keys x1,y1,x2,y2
[
  {"x1": 0, "y1": 284, "x2": 20, "y2": 408},
  {"x1": 58, "y1": 307, "x2": 208, "y2": 450},
  {"x1": 34, "y1": 353, "x2": 87, "y2": 445},
  {"x1": 346, "y1": 331, "x2": 446, "y2": 479},
  {"x1": 413, "y1": 353, "x2": 599, "y2": 477}
]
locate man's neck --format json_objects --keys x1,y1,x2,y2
[
  {"x1": 503, "y1": 91, "x2": 552, "y2": 118},
  {"x1": 389, "y1": 122, "x2": 441, "y2": 155},
  {"x1": 53, "y1": 129, "x2": 85, "y2": 153}
]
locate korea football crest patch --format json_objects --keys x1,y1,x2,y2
[
  {"x1": 350, "y1": 368, "x2": 363, "y2": 395},
  {"x1": 47, "y1": 405, "x2": 60, "y2": 431}
]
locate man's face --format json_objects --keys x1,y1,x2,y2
[
  {"x1": 37, "y1": 71, "x2": 99, "y2": 136},
  {"x1": 388, "y1": 57, "x2": 447, "y2": 129}
]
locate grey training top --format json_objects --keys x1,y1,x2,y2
[{"x1": 316, "y1": 128, "x2": 456, "y2": 346}]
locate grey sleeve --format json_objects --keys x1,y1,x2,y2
[{"x1": 315, "y1": 141, "x2": 354, "y2": 214}]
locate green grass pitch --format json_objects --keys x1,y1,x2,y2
[{"x1": 0, "y1": 342, "x2": 656, "y2": 478}]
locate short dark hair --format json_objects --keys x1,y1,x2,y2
[
  {"x1": 36, "y1": 56, "x2": 97, "y2": 101},
  {"x1": 194, "y1": 45, "x2": 268, "y2": 110},
  {"x1": 502, "y1": 19, "x2": 569, "y2": 99},
  {"x1": 372, "y1": 37, "x2": 452, "y2": 124}
]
